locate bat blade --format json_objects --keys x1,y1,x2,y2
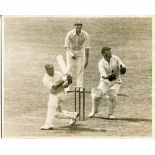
[{"x1": 56, "y1": 55, "x2": 68, "y2": 74}]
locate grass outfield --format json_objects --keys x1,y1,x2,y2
[{"x1": 3, "y1": 17, "x2": 152, "y2": 137}]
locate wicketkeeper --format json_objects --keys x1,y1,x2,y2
[
  {"x1": 89, "y1": 47, "x2": 126, "y2": 119},
  {"x1": 41, "y1": 63, "x2": 79, "y2": 130}
]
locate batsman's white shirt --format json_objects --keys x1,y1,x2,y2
[{"x1": 43, "y1": 71, "x2": 64, "y2": 95}]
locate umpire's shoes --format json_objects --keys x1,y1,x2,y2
[
  {"x1": 40, "y1": 124, "x2": 54, "y2": 130},
  {"x1": 69, "y1": 112, "x2": 79, "y2": 126}
]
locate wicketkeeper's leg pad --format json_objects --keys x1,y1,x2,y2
[
  {"x1": 108, "y1": 89, "x2": 117, "y2": 101},
  {"x1": 91, "y1": 87, "x2": 103, "y2": 100},
  {"x1": 107, "y1": 88, "x2": 118, "y2": 115}
]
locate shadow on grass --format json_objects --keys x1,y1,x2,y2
[
  {"x1": 56, "y1": 124, "x2": 106, "y2": 132},
  {"x1": 95, "y1": 117, "x2": 152, "y2": 122}
]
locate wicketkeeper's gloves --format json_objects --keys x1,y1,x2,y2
[
  {"x1": 108, "y1": 70, "x2": 116, "y2": 81},
  {"x1": 120, "y1": 65, "x2": 126, "y2": 74}
]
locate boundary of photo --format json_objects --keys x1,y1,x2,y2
[{"x1": 152, "y1": 16, "x2": 155, "y2": 138}]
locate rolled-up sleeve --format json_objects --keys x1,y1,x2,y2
[{"x1": 98, "y1": 61, "x2": 107, "y2": 78}]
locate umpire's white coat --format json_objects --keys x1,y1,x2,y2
[{"x1": 65, "y1": 29, "x2": 90, "y2": 87}]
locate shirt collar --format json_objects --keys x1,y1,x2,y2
[
  {"x1": 73, "y1": 29, "x2": 83, "y2": 35},
  {"x1": 103, "y1": 55, "x2": 113, "y2": 64}
]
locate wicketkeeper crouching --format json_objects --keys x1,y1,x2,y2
[
  {"x1": 41, "y1": 63, "x2": 79, "y2": 130},
  {"x1": 89, "y1": 47, "x2": 126, "y2": 119}
]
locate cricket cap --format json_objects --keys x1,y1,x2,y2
[
  {"x1": 101, "y1": 47, "x2": 111, "y2": 54},
  {"x1": 74, "y1": 20, "x2": 83, "y2": 26},
  {"x1": 45, "y1": 63, "x2": 54, "y2": 70}
]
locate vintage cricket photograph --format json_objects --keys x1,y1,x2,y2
[{"x1": 1, "y1": 16, "x2": 152, "y2": 138}]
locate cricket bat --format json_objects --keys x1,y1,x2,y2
[{"x1": 56, "y1": 55, "x2": 68, "y2": 74}]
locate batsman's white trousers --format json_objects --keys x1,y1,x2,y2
[
  {"x1": 44, "y1": 93, "x2": 76, "y2": 127},
  {"x1": 66, "y1": 49, "x2": 85, "y2": 87},
  {"x1": 91, "y1": 80, "x2": 121, "y2": 115}
]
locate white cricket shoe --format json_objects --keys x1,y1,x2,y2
[
  {"x1": 108, "y1": 114, "x2": 115, "y2": 119},
  {"x1": 88, "y1": 112, "x2": 95, "y2": 118},
  {"x1": 69, "y1": 112, "x2": 79, "y2": 126},
  {"x1": 40, "y1": 124, "x2": 53, "y2": 130},
  {"x1": 89, "y1": 110, "x2": 99, "y2": 118}
]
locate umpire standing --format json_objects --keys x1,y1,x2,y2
[{"x1": 64, "y1": 20, "x2": 90, "y2": 89}]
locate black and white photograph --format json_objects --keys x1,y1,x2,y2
[{"x1": 1, "y1": 16, "x2": 152, "y2": 138}]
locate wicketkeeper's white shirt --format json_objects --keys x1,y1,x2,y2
[{"x1": 98, "y1": 55, "x2": 126, "y2": 84}]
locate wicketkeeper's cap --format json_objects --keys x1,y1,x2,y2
[
  {"x1": 45, "y1": 63, "x2": 54, "y2": 70},
  {"x1": 74, "y1": 20, "x2": 83, "y2": 26},
  {"x1": 101, "y1": 47, "x2": 111, "y2": 54}
]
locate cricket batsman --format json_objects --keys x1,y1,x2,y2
[
  {"x1": 41, "y1": 63, "x2": 79, "y2": 130},
  {"x1": 89, "y1": 47, "x2": 126, "y2": 119}
]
